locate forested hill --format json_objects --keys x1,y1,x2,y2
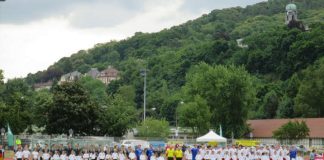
[{"x1": 22, "y1": 0, "x2": 324, "y2": 134}]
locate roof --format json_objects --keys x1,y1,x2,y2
[
  {"x1": 98, "y1": 66, "x2": 119, "y2": 77},
  {"x1": 87, "y1": 68, "x2": 100, "y2": 78},
  {"x1": 196, "y1": 130, "x2": 226, "y2": 142},
  {"x1": 286, "y1": 3, "x2": 297, "y2": 11},
  {"x1": 247, "y1": 118, "x2": 324, "y2": 138},
  {"x1": 70, "y1": 71, "x2": 81, "y2": 76}
]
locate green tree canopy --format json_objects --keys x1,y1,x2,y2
[
  {"x1": 273, "y1": 121, "x2": 310, "y2": 144},
  {"x1": 47, "y1": 82, "x2": 98, "y2": 135},
  {"x1": 31, "y1": 90, "x2": 53, "y2": 128},
  {"x1": 98, "y1": 95, "x2": 137, "y2": 136},
  {"x1": 0, "y1": 78, "x2": 33, "y2": 133},
  {"x1": 177, "y1": 96, "x2": 211, "y2": 135},
  {"x1": 136, "y1": 118, "x2": 170, "y2": 139},
  {"x1": 294, "y1": 58, "x2": 324, "y2": 117},
  {"x1": 79, "y1": 76, "x2": 108, "y2": 106},
  {"x1": 182, "y1": 63, "x2": 256, "y2": 137}
]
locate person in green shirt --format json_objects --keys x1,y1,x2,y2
[
  {"x1": 174, "y1": 145, "x2": 183, "y2": 160},
  {"x1": 166, "y1": 146, "x2": 174, "y2": 160}
]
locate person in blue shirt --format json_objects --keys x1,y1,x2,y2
[
  {"x1": 146, "y1": 145, "x2": 154, "y2": 160},
  {"x1": 191, "y1": 144, "x2": 199, "y2": 160},
  {"x1": 135, "y1": 145, "x2": 142, "y2": 160},
  {"x1": 290, "y1": 146, "x2": 297, "y2": 160}
]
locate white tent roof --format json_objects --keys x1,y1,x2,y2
[{"x1": 196, "y1": 130, "x2": 227, "y2": 142}]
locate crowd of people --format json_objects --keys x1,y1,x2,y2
[{"x1": 0, "y1": 143, "x2": 313, "y2": 160}]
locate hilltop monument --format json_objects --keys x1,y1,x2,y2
[{"x1": 285, "y1": 0, "x2": 307, "y2": 31}]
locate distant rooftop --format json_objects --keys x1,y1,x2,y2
[
  {"x1": 286, "y1": 3, "x2": 297, "y2": 11},
  {"x1": 248, "y1": 118, "x2": 324, "y2": 138}
]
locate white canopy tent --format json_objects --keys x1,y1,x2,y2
[{"x1": 196, "y1": 130, "x2": 227, "y2": 142}]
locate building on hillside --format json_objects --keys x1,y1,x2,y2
[
  {"x1": 285, "y1": 3, "x2": 298, "y2": 25},
  {"x1": 236, "y1": 38, "x2": 248, "y2": 48},
  {"x1": 59, "y1": 71, "x2": 82, "y2": 84},
  {"x1": 33, "y1": 81, "x2": 53, "y2": 91},
  {"x1": 247, "y1": 118, "x2": 324, "y2": 147},
  {"x1": 86, "y1": 68, "x2": 100, "y2": 79},
  {"x1": 97, "y1": 66, "x2": 119, "y2": 85}
]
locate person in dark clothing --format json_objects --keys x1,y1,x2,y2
[
  {"x1": 65, "y1": 143, "x2": 73, "y2": 156},
  {"x1": 74, "y1": 144, "x2": 81, "y2": 156},
  {"x1": 135, "y1": 145, "x2": 142, "y2": 160},
  {"x1": 146, "y1": 145, "x2": 154, "y2": 160}
]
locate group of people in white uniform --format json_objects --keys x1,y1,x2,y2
[
  {"x1": 14, "y1": 144, "x2": 164, "y2": 160},
  {"x1": 14, "y1": 143, "x2": 304, "y2": 160},
  {"x1": 185, "y1": 145, "x2": 303, "y2": 160}
]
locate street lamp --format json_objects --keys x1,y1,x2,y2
[
  {"x1": 1, "y1": 128, "x2": 5, "y2": 146},
  {"x1": 68, "y1": 129, "x2": 73, "y2": 145},
  {"x1": 175, "y1": 101, "x2": 184, "y2": 139},
  {"x1": 69, "y1": 129, "x2": 73, "y2": 137},
  {"x1": 140, "y1": 69, "x2": 147, "y2": 122},
  {"x1": 176, "y1": 101, "x2": 184, "y2": 128}
]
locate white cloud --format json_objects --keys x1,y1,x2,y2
[
  {"x1": 0, "y1": 0, "x2": 201, "y2": 80},
  {"x1": 0, "y1": 18, "x2": 115, "y2": 80},
  {"x1": 0, "y1": 0, "x2": 266, "y2": 81}
]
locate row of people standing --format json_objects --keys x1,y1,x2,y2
[
  {"x1": 14, "y1": 144, "x2": 165, "y2": 160},
  {"x1": 165, "y1": 144, "x2": 304, "y2": 160}
]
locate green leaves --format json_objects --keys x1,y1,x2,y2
[
  {"x1": 273, "y1": 121, "x2": 310, "y2": 144},
  {"x1": 177, "y1": 96, "x2": 211, "y2": 135},
  {"x1": 79, "y1": 76, "x2": 109, "y2": 106},
  {"x1": 47, "y1": 82, "x2": 98, "y2": 135},
  {"x1": 98, "y1": 95, "x2": 137, "y2": 137},
  {"x1": 294, "y1": 57, "x2": 324, "y2": 117},
  {"x1": 136, "y1": 118, "x2": 170, "y2": 139},
  {"x1": 181, "y1": 63, "x2": 256, "y2": 137}
]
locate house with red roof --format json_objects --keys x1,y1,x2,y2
[{"x1": 247, "y1": 118, "x2": 324, "y2": 147}]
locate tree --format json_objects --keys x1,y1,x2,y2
[
  {"x1": 98, "y1": 95, "x2": 137, "y2": 136},
  {"x1": 106, "y1": 80, "x2": 122, "y2": 96},
  {"x1": 261, "y1": 90, "x2": 279, "y2": 118},
  {"x1": 183, "y1": 63, "x2": 256, "y2": 137},
  {"x1": 273, "y1": 121, "x2": 310, "y2": 144},
  {"x1": 31, "y1": 90, "x2": 53, "y2": 128},
  {"x1": 79, "y1": 76, "x2": 108, "y2": 106},
  {"x1": 276, "y1": 95, "x2": 294, "y2": 118},
  {"x1": 0, "y1": 69, "x2": 4, "y2": 93},
  {"x1": 47, "y1": 82, "x2": 98, "y2": 135},
  {"x1": 294, "y1": 58, "x2": 324, "y2": 117},
  {"x1": 1, "y1": 78, "x2": 33, "y2": 133},
  {"x1": 116, "y1": 85, "x2": 136, "y2": 106},
  {"x1": 136, "y1": 118, "x2": 170, "y2": 139},
  {"x1": 177, "y1": 96, "x2": 211, "y2": 135}
]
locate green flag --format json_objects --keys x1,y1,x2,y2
[{"x1": 7, "y1": 124, "x2": 14, "y2": 147}]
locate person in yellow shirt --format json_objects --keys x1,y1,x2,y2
[
  {"x1": 166, "y1": 146, "x2": 175, "y2": 160},
  {"x1": 174, "y1": 145, "x2": 183, "y2": 160}
]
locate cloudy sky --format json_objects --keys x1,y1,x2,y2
[{"x1": 0, "y1": 0, "x2": 265, "y2": 80}]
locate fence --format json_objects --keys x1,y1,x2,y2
[
  {"x1": 1, "y1": 134, "x2": 115, "y2": 150},
  {"x1": 247, "y1": 138, "x2": 324, "y2": 148},
  {"x1": 2, "y1": 134, "x2": 323, "y2": 149}
]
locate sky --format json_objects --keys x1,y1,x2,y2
[{"x1": 0, "y1": 0, "x2": 266, "y2": 81}]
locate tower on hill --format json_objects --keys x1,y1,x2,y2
[
  {"x1": 285, "y1": 1, "x2": 306, "y2": 31},
  {"x1": 285, "y1": 2, "x2": 297, "y2": 25}
]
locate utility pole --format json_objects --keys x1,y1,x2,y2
[{"x1": 140, "y1": 69, "x2": 147, "y2": 121}]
